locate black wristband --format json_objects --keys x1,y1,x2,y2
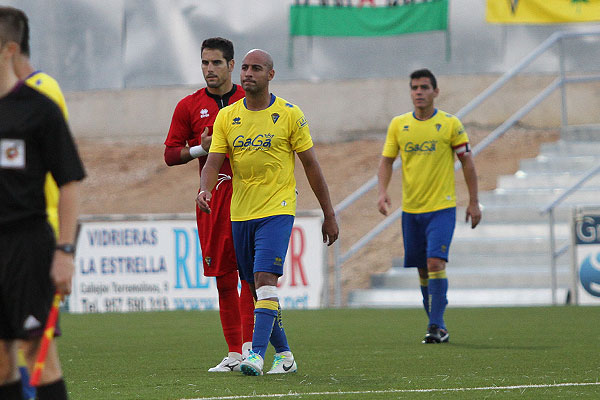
[{"x1": 56, "y1": 243, "x2": 75, "y2": 254}]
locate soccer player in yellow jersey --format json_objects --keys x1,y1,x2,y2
[
  {"x1": 377, "y1": 68, "x2": 481, "y2": 344},
  {"x1": 197, "y1": 49, "x2": 338, "y2": 376}
]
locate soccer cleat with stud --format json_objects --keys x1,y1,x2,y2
[
  {"x1": 240, "y1": 350, "x2": 264, "y2": 376},
  {"x1": 208, "y1": 354, "x2": 242, "y2": 372},
  {"x1": 422, "y1": 324, "x2": 449, "y2": 344},
  {"x1": 266, "y1": 351, "x2": 297, "y2": 374}
]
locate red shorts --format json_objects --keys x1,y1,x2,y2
[{"x1": 196, "y1": 178, "x2": 237, "y2": 277}]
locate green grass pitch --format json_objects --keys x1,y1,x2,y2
[{"x1": 58, "y1": 306, "x2": 600, "y2": 399}]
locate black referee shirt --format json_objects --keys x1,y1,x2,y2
[{"x1": 0, "y1": 83, "x2": 85, "y2": 229}]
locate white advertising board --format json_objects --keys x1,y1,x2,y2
[
  {"x1": 69, "y1": 214, "x2": 326, "y2": 313},
  {"x1": 572, "y1": 208, "x2": 600, "y2": 305}
]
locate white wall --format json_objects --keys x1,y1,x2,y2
[{"x1": 66, "y1": 74, "x2": 600, "y2": 143}]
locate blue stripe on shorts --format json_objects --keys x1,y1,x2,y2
[
  {"x1": 402, "y1": 207, "x2": 456, "y2": 268},
  {"x1": 231, "y1": 215, "x2": 294, "y2": 283}
]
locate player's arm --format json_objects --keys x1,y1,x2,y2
[
  {"x1": 456, "y1": 147, "x2": 481, "y2": 229},
  {"x1": 196, "y1": 152, "x2": 226, "y2": 214},
  {"x1": 52, "y1": 180, "x2": 80, "y2": 295},
  {"x1": 377, "y1": 156, "x2": 395, "y2": 216},
  {"x1": 297, "y1": 147, "x2": 339, "y2": 246},
  {"x1": 164, "y1": 127, "x2": 211, "y2": 166}
]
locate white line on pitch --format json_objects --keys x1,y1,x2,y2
[{"x1": 184, "y1": 381, "x2": 600, "y2": 400}]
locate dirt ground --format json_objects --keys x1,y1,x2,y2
[{"x1": 77, "y1": 125, "x2": 559, "y2": 304}]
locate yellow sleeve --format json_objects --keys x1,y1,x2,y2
[
  {"x1": 450, "y1": 117, "x2": 469, "y2": 148},
  {"x1": 290, "y1": 106, "x2": 313, "y2": 153},
  {"x1": 210, "y1": 108, "x2": 229, "y2": 154},
  {"x1": 382, "y1": 116, "x2": 401, "y2": 158}
]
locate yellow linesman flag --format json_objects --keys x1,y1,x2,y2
[{"x1": 486, "y1": 0, "x2": 600, "y2": 24}]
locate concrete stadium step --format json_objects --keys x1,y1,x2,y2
[
  {"x1": 347, "y1": 287, "x2": 570, "y2": 308},
  {"x1": 371, "y1": 265, "x2": 570, "y2": 289},
  {"x1": 561, "y1": 124, "x2": 600, "y2": 142},
  {"x1": 497, "y1": 172, "x2": 600, "y2": 190},
  {"x1": 452, "y1": 222, "x2": 569, "y2": 239},
  {"x1": 518, "y1": 155, "x2": 600, "y2": 174},
  {"x1": 539, "y1": 140, "x2": 600, "y2": 156},
  {"x1": 457, "y1": 205, "x2": 572, "y2": 224},
  {"x1": 479, "y1": 187, "x2": 600, "y2": 206}
]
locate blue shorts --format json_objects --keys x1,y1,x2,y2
[
  {"x1": 402, "y1": 207, "x2": 456, "y2": 268},
  {"x1": 231, "y1": 215, "x2": 294, "y2": 283}
]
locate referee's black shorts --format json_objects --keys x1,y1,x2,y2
[{"x1": 0, "y1": 220, "x2": 59, "y2": 340}]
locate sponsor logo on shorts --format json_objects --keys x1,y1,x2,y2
[{"x1": 274, "y1": 257, "x2": 283, "y2": 267}]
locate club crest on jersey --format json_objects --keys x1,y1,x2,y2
[
  {"x1": 200, "y1": 108, "x2": 209, "y2": 118},
  {"x1": 435, "y1": 124, "x2": 442, "y2": 132},
  {"x1": 232, "y1": 117, "x2": 241, "y2": 125},
  {"x1": 271, "y1": 113, "x2": 280, "y2": 124}
]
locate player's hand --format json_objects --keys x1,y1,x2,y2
[
  {"x1": 377, "y1": 193, "x2": 391, "y2": 216},
  {"x1": 466, "y1": 202, "x2": 482, "y2": 229},
  {"x1": 51, "y1": 250, "x2": 75, "y2": 295},
  {"x1": 322, "y1": 215, "x2": 339, "y2": 246},
  {"x1": 200, "y1": 127, "x2": 211, "y2": 153},
  {"x1": 196, "y1": 190, "x2": 212, "y2": 214}
]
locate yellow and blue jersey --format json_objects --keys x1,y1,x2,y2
[
  {"x1": 25, "y1": 71, "x2": 69, "y2": 237},
  {"x1": 382, "y1": 109, "x2": 469, "y2": 214},
  {"x1": 211, "y1": 95, "x2": 313, "y2": 221}
]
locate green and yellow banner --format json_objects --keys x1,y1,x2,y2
[
  {"x1": 290, "y1": 1, "x2": 448, "y2": 37},
  {"x1": 486, "y1": 0, "x2": 600, "y2": 24}
]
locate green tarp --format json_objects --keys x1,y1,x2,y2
[{"x1": 290, "y1": 1, "x2": 448, "y2": 37}]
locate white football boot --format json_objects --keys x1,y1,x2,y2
[
  {"x1": 240, "y1": 350, "x2": 264, "y2": 376},
  {"x1": 208, "y1": 352, "x2": 242, "y2": 372},
  {"x1": 266, "y1": 351, "x2": 297, "y2": 374}
]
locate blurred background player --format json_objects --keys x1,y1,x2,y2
[
  {"x1": 163, "y1": 37, "x2": 254, "y2": 372},
  {"x1": 0, "y1": 6, "x2": 86, "y2": 400},
  {"x1": 197, "y1": 49, "x2": 339, "y2": 376},
  {"x1": 377, "y1": 68, "x2": 481, "y2": 344},
  {"x1": 8, "y1": 8, "x2": 70, "y2": 399}
]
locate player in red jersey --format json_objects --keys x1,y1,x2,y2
[{"x1": 164, "y1": 37, "x2": 254, "y2": 372}]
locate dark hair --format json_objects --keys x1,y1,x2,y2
[
  {"x1": 410, "y1": 68, "x2": 437, "y2": 90},
  {"x1": 0, "y1": 6, "x2": 29, "y2": 55},
  {"x1": 201, "y1": 37, "x2": 234, "y2": 63}
]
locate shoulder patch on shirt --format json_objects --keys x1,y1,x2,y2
[
  {"x1": 285, "y1": 103, "x2": 294, "y2": 108},
  {"x1": 296, "y1": 116, "x2": 308, "y2": 128}
]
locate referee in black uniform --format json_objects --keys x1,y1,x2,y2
[{"x1": 0, "y1": 7, "x2": 85, "y2": 400}]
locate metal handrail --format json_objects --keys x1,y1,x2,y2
[
  {"x1": 539, "y1": 163, "x2": 600, "y2": 305},
  {"x1": 330, "y1": 29, "x2": 600, "y2": 308}
]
